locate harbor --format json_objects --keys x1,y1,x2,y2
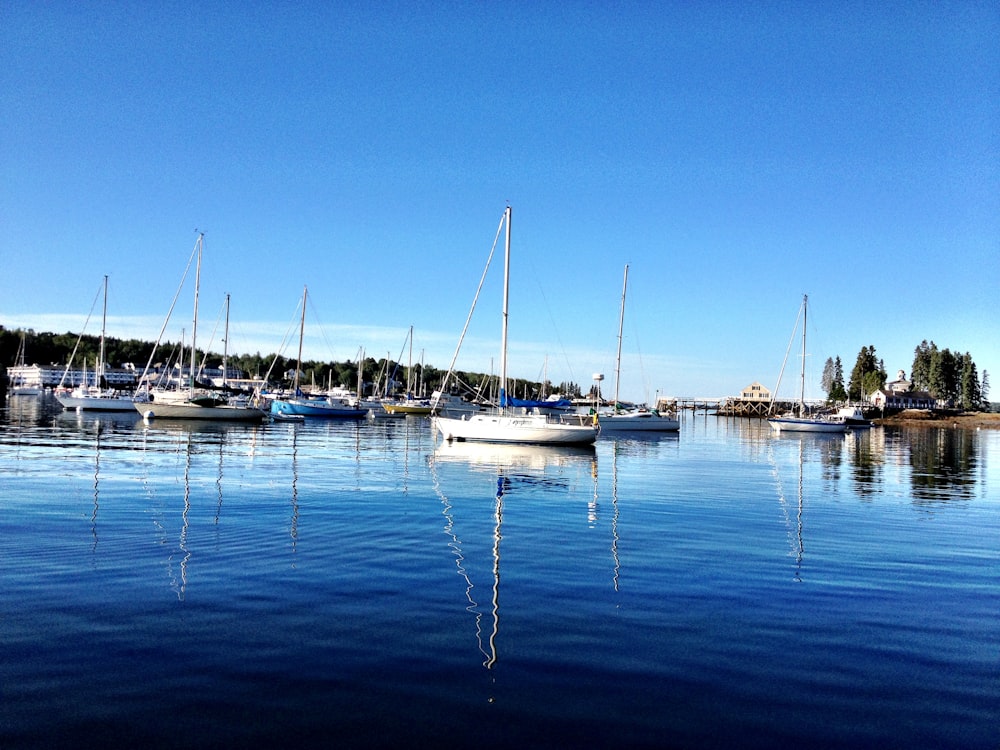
[{"x1": 1, "y1": 394, "x2": 997, "y2": 749}]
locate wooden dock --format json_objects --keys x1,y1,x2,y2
[{"x1": 657, "y1": 397, "x2": 801, "y2": 417}]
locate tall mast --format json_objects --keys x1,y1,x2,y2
[
  {"x1": 98, "y1": 274, "x2": 108, "y2": 386},
  {"x1": 190, "y1": 233, "x2": 203, "y2": 394},
  {"x1": 613, "y1": 264, "x2": 629, "y2": 408},
  {"x1": 222, "y1": 293, "x2": 230, "y2": 389},
  {"x1": 357, "y1": 348, "x2": 364, "y2": 401},
  {"x1": 499, "y1": 206, "x2": 511, "y2": 411},
  {"x1": 799, "y1": 294, "x2": 808, "y2": 416},
  {"x1": 407, "y1": 325, "x2": 414, "y2": 395},
  {"x1": 295, "y1": 285, "x2": 307, "y2": 392}
]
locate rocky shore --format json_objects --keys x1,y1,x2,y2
[{"x1": 874, "y1": 409, "x2": 1000, "y2": 429}]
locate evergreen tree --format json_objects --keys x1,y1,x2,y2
[
  {"x1": 981, "y1": 370, "x2": 990, "y2": 410},
  {"x1": 911, "y1": 340, "x2": 933, "y2": 391},
  {"x1": 821, "y1": 357, "x2": 835, "y2": 397},
  {"x1": 929, "y1": 347, "x2": 958, "y2": 403},
  {"x1": 829, "y1": 356, "x2": 847, "y2": 402},
  {"x1": 959, "y1": 353, "x2": 980, "y2": 410},
  {"x1": 847, "y1": 346, "x2": 884, "y2": 401}
]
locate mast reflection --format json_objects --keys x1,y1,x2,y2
[
  {"x1": 431, "y1": 441, "x2": 595, "y2": 675},
  {"x1": 771, "y1": 436, "x2": 806, "y2": 581}
]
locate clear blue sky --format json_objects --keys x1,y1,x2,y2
[{"x1": 2, "y1": 2, "x2": 997, "y2": 401}]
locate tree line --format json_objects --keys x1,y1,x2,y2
[
  {"x1": 821, "y1": 340, "x2": 990, "y2": 411},
  {"x1": 0, "y1": 326, "x2": 585, "y2": 401}
]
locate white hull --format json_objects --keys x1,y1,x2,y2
[
  {"x1": 57, "y1": 392, "x2": 136, "y2": 411},
  {"x1": 597, "y1": 411, "x2": 679, "y2": 432},
  {"x1": 767, "y1": 417, "x2": 846, "y2": 433},
  {"x1": 434, "y1": 412, "x2": 598, "y2": 445},
  {"x1": 136, "y1": 402, "x2": 266, "y2": 422}
]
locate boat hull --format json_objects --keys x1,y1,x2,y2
[
  {"x1": 434, "y1": 413, "x2": 598, "y2": 445},
  {"x1": 382, "y1": 402, "x2": 433, "y2": 416},
  {"x1": 271, "y1": 399, "x2": 367, "y2": 419},
  {"x1": 57, "y1": 393, "x2": 136, "y2": 412},
  {"x1": 767, "y1": 417, "x2": 846, "y2": 433},
  {"x1": 597, "y1": 412, "x2": 680, "y2": 432},
  {"x1": 136, "y1": 402, "x2": 266, "y2": 422}
]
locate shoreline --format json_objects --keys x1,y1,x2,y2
[{"x1": 873, "y1": 409, "x2": 1000, "y2": 429}]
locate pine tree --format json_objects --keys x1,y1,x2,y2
[
  {"x1": 929, "y1": 347, "x2": 958, "y2": 404},
  {"x1": 832, "y1": 356, "x2": 847, "y2": 401},
  {"x1": 848, "y1": 346, "x2": 882, "y2": 401},
  {"x1": 911, "y1": 340, "x2": 933, "y2": 391},
  {"x1": 821, "y1": 357, "x2": 835, "y2": 397},
  {"x1": 959, "y1": 353, "x2": 980, "y2": 410}
]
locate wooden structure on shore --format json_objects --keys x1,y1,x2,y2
[{"x1": 718, "y1": 397, "x2": 798, "y2": 417}]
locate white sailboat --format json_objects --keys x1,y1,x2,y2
[
  {"x1": 596, "y1": 264, "x2": 680, "y2": 433},
  {"x1": 767, "y1": 294, "x2": 846, "y2": 434},
  {"x1": 56, "y1": 276, "x2": 136, "y2": 411},
  {"x1": 136, "y1": 234, "x2": 265, "y2": 422},
  {"x1": 433, "y1": 207, "x2": 598, "y2": 445}
]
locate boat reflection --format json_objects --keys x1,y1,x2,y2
[
  {"x1": 770, "y1": 435, "x2": 808, "y2": 581},
  {"x1": 432, "y1": 439, "x2": 595, "y2": 475},
  {"x1": 431, "y1": 440, "x2": 596, "y2": 677}
]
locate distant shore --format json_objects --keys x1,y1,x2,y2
[{"x1": 873, "y1": 409, "x2": 1000, "y2": 429}]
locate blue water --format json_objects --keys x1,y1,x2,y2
[{"x1": 1, "y1": 396, "x2": 997, "y2": 749}]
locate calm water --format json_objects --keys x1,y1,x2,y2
[{"x1": 1, "y1": 395, "x2": 997, "y2": 749}]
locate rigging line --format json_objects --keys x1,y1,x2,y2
[
  {"x1": 57, "y1": 278, "x2": 105, "y2": 387},
  {"x1": 622, "y1": 274, "x2": 655, "y2": 404},
  {"x1": 196, "y1": 295, "x2": 229, "y2": 380},
  {"x1": 305, "y1": 291, "x2": 340, "y2": 362},
  {"x1": 262, "y1": 293, "x2": 307, "y2": 384},
  {"x1": 769, "y1": 296, "x2": 806, "y2": 411},
  {"x1": 135, "y1": 235, "x2": 202, "y2": 394},
  {"x1": 530, "y1": 277, "x2": 576, "y2": 389},
  {"x1": 435, "y1": 209, "x2": 507, "y2": 405}
]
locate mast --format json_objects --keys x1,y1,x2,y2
[
  {"x1": 98, "y1": 275, "x2": 108, "y2": 387},
  {"x1": 799, "y1": 294, "x2": 808, "y2": 417},
  {"x1": 357, "y1": 348, "x2": 364, "y2": 402},
  {"x1": 294, "y1": 285, "x2": 307, "y2": 392},
  {"x1": 613, "y1": 264, "x2": 629, "y2": 409},
  {"x1": 499, "y1": 206, "x2": 511, "y2": 412},
  {"x1": 222, "y1": 293, "x2": 230, "y2": 389},
  {"x1": 407, "y1": 325, "x2": 414, "y2": 395},
  {"x1": 189, "y1": 233, "x2": 203, "y2": 395}
]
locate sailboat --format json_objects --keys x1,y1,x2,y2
[
  {"x1": 135, "y1": 234, "x2": 265, "y2": 422},
  {"x1": 269, "y1": 286, "x2": 367, "y2": 419},
  {"x1": 8, "y1": 331, "x2": 43, "y2": 395},
  {"x1": 767, "y1": 294, "x2": 846, "y2": 434},
  {"x1": 56, "y1": 276, "x2": 136, "y2": 411},
  {"x1": 595, "y1": 264, "x2": 680, "y2": 433},
  {"x1": 381, "y1": 327, "x2": 433, "y2": 415},
  {"x1": 432, "y1": 207, "x2": 598, "y2": 445}
]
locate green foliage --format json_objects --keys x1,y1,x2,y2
[
  {"x1": 847, "y1": 346, "x2": 886, "y2": 401},
  {"x1": 958, "y1": 353, "x2": 981, "y2": 410},
  {"x1": 911, "y1": 340, "x2": 934, "y2": 391},
  {"x1": 822, "y1": 356, "x2": 848, "y2": 402}
]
